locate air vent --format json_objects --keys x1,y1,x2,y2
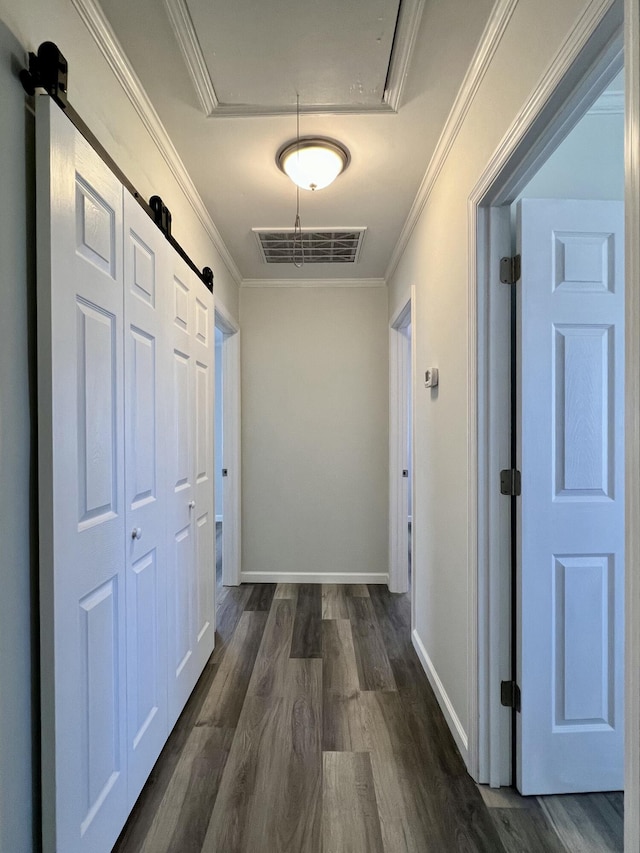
[{"x1": 253, "y1": 228, "x2": 366, "y2": 264}]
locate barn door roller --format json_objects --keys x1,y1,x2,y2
[{"x1": 20, "y1": 41, "x2": 215, "y2": 292}]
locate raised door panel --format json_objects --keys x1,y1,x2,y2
[
  {"x1": 76, "y1": 300, "x2": 118, "y2": 529},
  {"x1": 129, "y1": 328, "x2": 156, "y2": 507},
  {"x1": 553, "y1": 325, "x2": 614, "y2": 499},
  {"x1": 173, "y1": 349, "x2": 192, "y2": 492},
  {"x1": 174, "y1": 523, "x2": 193, "y2": 676},
  {"x1": 78, "y1": 578, "x2": 121, "y2": 836},
  {"x1": 130, "y1": 550, "x2": 161, "y2": 739},
  {"x1": 553, "y1": 555, "x2": 615, "y2": 730},
  {"x1": 123, "y1": 193, "x2": 169, "y2": 805},
  {"x1": 196, "y1": 510, "x2": 213, "y2": 644},
  {"x1": 37, "y1": 97, "x2": 127, "y2": 853}
]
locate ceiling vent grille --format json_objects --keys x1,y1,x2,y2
[{"x1": 253, "y1": 228, "x2": 366, "y2": 264}]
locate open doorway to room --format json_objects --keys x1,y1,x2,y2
[
  {"x1": 215, "y1": 326, "x2": 224, "y2": 587},
  {"x1": 472, "y1": 4, "x2": 626, "y2": 846},
  {"x1": 214, "y1": 302, "x2": 241, "y2": 587},
  {"x1": 511, "y1": 80, "x2": 624, "y2": 800},
  {"x1": 389, "y1": 288, "x2": 415, "y2": 604}
]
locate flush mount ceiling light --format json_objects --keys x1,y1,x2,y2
[{"x1": 276, "y1": 137, "x2": 350, "y2": 192}]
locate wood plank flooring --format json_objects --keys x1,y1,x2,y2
[{"x1": 113, "y1": 539, "x2": 622, "y2": 852}]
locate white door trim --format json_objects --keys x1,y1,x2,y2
[
  {"x1": 472, "y1": 203, "x2": 513, "y2": 786},
  {"x1": 389, "y1": 292, "x2": 415, "y2": 594},
  {"x1": 467, "y1": 0, "x2": 625, "y2": 793},
  {"x1": 625, "y1": 1, "x2": 640, "y2": 848},
  {"x1": 214, "y1": 299, "x2": 241, "y2": 586}
]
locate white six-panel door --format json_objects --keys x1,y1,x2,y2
[
  {"x1": 37, "y1": 97, "x2": 215, "y2": 853},
  {"x1": 516, "y1": 198, "x2": 624, "y2": 795}
]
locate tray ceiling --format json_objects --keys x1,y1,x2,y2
[{"x1": 88, "y1": 0, "x2": 498, "y2": 280}]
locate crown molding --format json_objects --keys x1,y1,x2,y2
[
  {"x1": 164, "y1": 0, "x2": 424, "y2": 117},
  {"x1": 385, "y1": 0, "x2": 519, "y2": 281},
  {"x1": 241, "y1": 278, "x2": 386, "y2": 289},
  {"x1": 70, "y1": 0, "x2": 242, "y2": 284}
]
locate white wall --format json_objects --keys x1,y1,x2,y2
[
  {"x1": 0, "y1": 3, "x2": 239, "y2": 849},
  {"x1": 240, "y1": 284, "x2": 389, "y2": 582},
  {"x1": 388, "y1": 0, "x2": 598, "y2": 746},
  {"x1": 521, "y1": 109, "x2": 624, "y2": 200}
]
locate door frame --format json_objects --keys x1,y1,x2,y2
[
  {"x1": 625, "y1": 2, "x2": 640, "y2": 848},
  {"x1": 468, "y1": 0, "x2": 629, "y2": 794},
  {"x1": 389, "y1": 289, "x2": 416, "y2": 596},
  {"x1": 214, "y1": 299, "x2": 241, "y2": 586}
]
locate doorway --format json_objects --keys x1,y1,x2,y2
[
  {"x1": 472, "y1": 2, "x2": 624, "y2": 796},
  {"x1": 389, "y1": 290, "x2": 415, "y2": 599},
  {"x1": 214, "y1": 301, "x2": 241, "y2": 587}
]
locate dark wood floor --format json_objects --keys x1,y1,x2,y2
[{"x1": 112, "y1": 530, "x2": 623, "y2": 852}]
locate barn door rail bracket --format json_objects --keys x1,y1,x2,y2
[{"x1": 20, "y1": 41, "x2": 214, "y2": 293}]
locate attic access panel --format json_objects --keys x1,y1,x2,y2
[
  {"x1": 253, "y1": 228, "x2": 366, "y2": 264},
  {"x1": 184, "y1": 0, "x2": 401, "y2": 110}
]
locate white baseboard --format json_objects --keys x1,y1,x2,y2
[
  {"x1": 239, "y1": 572, "x2": 389, "y2": 585},
  {"x1": 411, "y1": 628, "x2": 469, "y2": 764}
]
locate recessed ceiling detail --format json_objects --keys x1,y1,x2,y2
[
  {"x1": 254, "y1": 228, "x2": 366, "y2": 264},
  {"x1": 163, "y1": 0, "x2": 425, "y2": 116}
]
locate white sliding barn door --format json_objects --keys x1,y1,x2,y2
[
  {"x1": 37, "y1": 95, "x2": 216, "y2": 852},
  {"x1": 517, "y1": 198, "x2": 625, "y2": 795},
  {"x1": 37, "y1": 98, "x2": 127, "y2": 853},
  {"x1": 166, "y1": 256, "x2": 215, "y2": 727},
  {"x1": 123, "y1": 192, "x2": 169, "y2": 803}
]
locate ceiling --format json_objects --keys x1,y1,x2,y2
[{"x1": 96, "y1": 0, "x2": 497, "y2": 281}]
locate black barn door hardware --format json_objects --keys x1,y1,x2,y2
[{"x1": 20, "y1": 41, "x2": 214, "y2": 293}]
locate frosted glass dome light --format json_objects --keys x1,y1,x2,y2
[{"x1": 277, "y1": 137, "x2": 350, "y2": 191}]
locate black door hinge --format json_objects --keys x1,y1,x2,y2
[
  {"x1": 222, "y1": 468, "x2": 228, "y2": 477},
  {"x1": 500, "y1": 468, "x2": 521, "y2": 496},
  {"x1": 500, "y1": 254, "x2": 521, "y2": 284},
  {"x1": 501, "y1": 680, "x2": 521, "y2": 712}
]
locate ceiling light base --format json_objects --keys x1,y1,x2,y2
[{"x1": 276, "y1": 136, "x2": 350, "y2": 191}]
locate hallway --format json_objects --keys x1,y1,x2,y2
[{"x1": 112, "y1": 570, "x2": 622, "y2": 853}]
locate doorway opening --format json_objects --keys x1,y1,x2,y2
[
  {"x1": 471, "y1": 0, "x2": 624, "y2": 815},
  {"x1": 215, "y1": 326, "x2": 223, "y2": 587},
  {"x1": 389, "y1": 289, "x2": 415, "y2": 606},
  {"x1": 214, "y1": 301, "x2": 241, "y2": 587}
]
